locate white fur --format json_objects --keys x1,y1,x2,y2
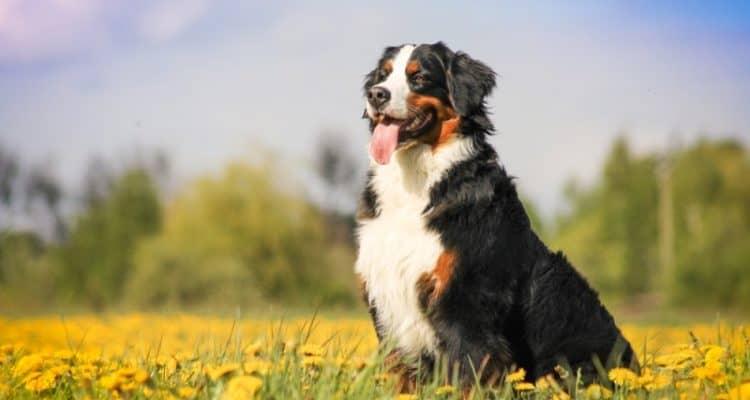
[
  {"x1": 366, "y1": 45, "x2": 415, "y2": 120},
  {"x1": 356, "y1": 136, "x2": 476, "y2": 357}
]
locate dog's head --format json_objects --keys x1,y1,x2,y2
[{"x1": 363, "y1": 42, "x2": 496, "y2": 165}]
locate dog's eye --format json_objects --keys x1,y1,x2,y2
[{"x1": 412, "y1": 73, "x2": 426, "y2": 84}]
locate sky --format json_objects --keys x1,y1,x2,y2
[{"x1": 1, "y1": 0, "x2": 749, "y2": 216}]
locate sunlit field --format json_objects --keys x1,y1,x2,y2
[{"x1": 1, "y1": 315, "x2": 749, "y2": 399}]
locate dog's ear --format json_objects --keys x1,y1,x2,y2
[{"x1": 446, "y1": 52, "x2": 496, "y2": 117}]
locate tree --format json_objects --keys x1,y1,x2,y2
[
  {"x1": 126, "y1": 161, "x2": 356, "y2": 309},
  {"x1": 599, "y1": 137, "x2": 659, "y2": 295},
  {"x1": 26, "y1": 164, "x2": 66, "y2": 240},
  {"x1": 551, "y1": 136, "x2": 750, "y2": 310},
  {"x1": 57, "y1": 168, "x2": 162, "y2": 308},
  {"x1": 670, "y1": 140, "x2": 750, "y2": 308},
  {"x1": 314, "y1": 131, "x2": 363, "y2": 213},
  {"x1": 0, "y1": 143, "x2": 19, "y2": 209},
  {"x1": 551, "y1": 136, "x2": 658, "y2": 299}
]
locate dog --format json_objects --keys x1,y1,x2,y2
[{"x1": 355, "y1": 42, "x2": 637, "y2": 389}]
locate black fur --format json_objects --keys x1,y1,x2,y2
[
  {"x1": 358, "y1": 43, "x2": 637, "y2": 387},
  {"x1": 356, "y1": 170, "x2": 379, "y2": 221},
  {"x1": 422, "y1": 139, "x2": 636, "y2": 383}
]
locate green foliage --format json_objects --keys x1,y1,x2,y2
[
  {"x1": 0, "y1": 231, "x2": 57, "y2": 309},
  {"x1": 670, "y1": 140, "x2": 750, "y2": 308},
  {"x1": 56, "y1": 169, "x2": 162, "y2": 309},
  {"x1": 552, "y1": 137, "x2": 659, "y2": 297},
  {"x1": 2, "y1": 136, "x2": 748, "y2": 314},
  {"x1": 125, "y1": 162, "x2": 356, "y2": 309},
  {"x1": 552, "y1": 137, "x2": 750, "y2": 309}
]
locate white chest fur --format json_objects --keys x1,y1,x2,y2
[{"x1": 355, "y1": 138, "x2": 475, "y2": 357}]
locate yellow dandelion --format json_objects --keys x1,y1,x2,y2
[
  {"x1": 692, "y1": 366, "x2": 710, "y2": 380},
  {"x1": 299, "y1": 343, "x2": 324, "y2": 356},
  {"x1": 654, "y1": 349, "x2": 699, "y2": 370},
  {"x1": 178, "y1": 386, "x2": 197, "y2": 398},
  {"x1": 514, "y1": 382, "x2": 535, "y2": 391},
  {"x1": 302, "y1": 355, "x2": 325, "y2": 368},
  {"x1": 535, "y1": 376, "x2": 551, "y2": 390},
  {"x1": 395, "y1": 395, "x2": 418, "y2": 400},
  {"x1": 1, "y1": 343, "x2": 22, "y2": 355},
  {"x1": 727, "y1": 382, "x2": 750, "y2": 400},
  {"x1": 121, "y1": 381, "x2": 138, "y2": 392},
  {"x1": 692, "y1": 360, "x2": 726, "y2": 385},
  {"x1": 13, "y1": 354, "x2": 44, "y2": 377},
  {"x1": 243, "y1": 359, "x2": 271, "y2": 375},
  {"x1": 642, "y1": 374, "x2": 671, "y2": 391},
  {"x1": 166, "y1": 357, "x2": 179, "y2": 375},
  {"x1": 173, "y1": 351, "x2": 196, "y2": 362},
  {"x1": 0, "y1": 344, "x2": 14, "y2": 354},
  {"x1": 99, "y1": 373, "x2": 123, "y2": 390},
  {"x1": 435, "y1": 384, "x2": 456, "y2": 395},
  {"x1": 23, "y1": 371, "x2": 57, "y2": 392},
  {"x1": 73, "y1": 364, "x2": 98, "y2": 381},
  {"x1": 608, "y1": 368, "x2": 639, "y2": 387},
  {"x1": 552, "y1": 393, "x2": 571, "y2": 400},
  {"x1": 206, "y1": 362, "x2": 241, "y2": 380},
  {"x1": 48, "y1": 364, "x2": 71, "y2": 377},
  {"x1": 243, "y1": 342, "x2": 263, "y2": 357},
  {"x1": 117, "y1": 366, "x2": 138, "y2": 377},
  {"x1": 584, "y1": 384, "x2": 612, "y2": 399},
  {"x1": 143, "y1": 387, "x2": 154, "y2": 398},
  {"x1": 223, "y1": 375, "x2": 263, "y2": 400},
  {"x1": 676, "y1": 380, "x2": 700, "y2": 392},
  {"x1": 76, "y1": 352, "x2": 103, "y2": 366},
  {"x1": 706, "y1": 346, "x2": 726, "y2": 362},
  {"x1": 54, "y1": 349, "x2": 74, "y2": 360},
  {"x1": 349, "y1": 357, "x2": 369, "y2": 370},
  {"x1": 134, "y1": 368, "x2": 150, "y2": 383},
  {"x1": 506, "y1": 368, "x2": 526, "y2": 383}
]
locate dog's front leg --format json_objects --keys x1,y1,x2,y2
[{"x1": 416, "y1": 272, "x2": 514, "y2": 388}]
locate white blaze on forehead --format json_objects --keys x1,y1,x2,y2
[{"x1": 374, "y1": 44, "x2": 415, "y2": 119}]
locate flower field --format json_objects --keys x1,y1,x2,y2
[{"x1": 1, "y1": 315, "x2": 749, "y2": 399}]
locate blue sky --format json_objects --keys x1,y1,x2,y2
[{"x1": 1, "y1": 1, "x2": 749, "y2": 215}]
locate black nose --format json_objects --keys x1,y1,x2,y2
[{"x1": 367, "y1": 86, "x2": 390, "y2": 109}]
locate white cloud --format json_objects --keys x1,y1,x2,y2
[
  {"x1": 137, "y1": 0, "x2": 209, "y2": 43},
  {"x1": 0, "y1": 0, "x2": 211, "y2": 63},
  {"x1": 0, "y1": 0, "x2": 120, "y2": 62}
]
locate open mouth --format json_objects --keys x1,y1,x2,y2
[
  {"x1": 381, "y1": 111, "x2": 434, "y2": 137},
  {"x1": 370, "y1": 109, "x2": 436, "y2": 165}
]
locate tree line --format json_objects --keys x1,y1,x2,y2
[{"x1": 0, "y1": 134, "x2": 748, "y2": 313}]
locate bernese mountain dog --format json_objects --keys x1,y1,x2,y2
[{"x1": 355, "y1": 42, "x2": 637, "y2": 389}]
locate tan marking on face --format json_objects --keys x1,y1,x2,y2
[
  {"x1": 405, "y1": 94, "x2": 460, "y2": 151},
  {"x1": 434, "y1": 117, "x2": 460, "y2": 150},
  {"x1": 383, "y1": 60, "x2": 393, "y2": 75},
  {"x1": 405, "y1": 60, "x2": 420, "y2": 75}
]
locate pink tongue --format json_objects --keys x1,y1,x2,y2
[{"x1": 370, "y1": 122, "x2": 400, "y2": 165}]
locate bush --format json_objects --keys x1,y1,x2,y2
[{"x1": 125, "y1": 162, "x2": 356, "y2": 309}]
